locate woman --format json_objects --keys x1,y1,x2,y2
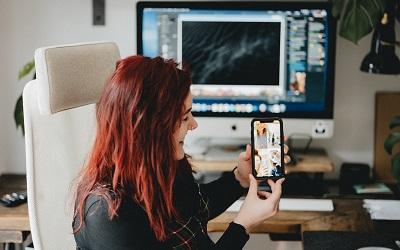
[{"x1": 73, "y1": 56, "x2": 285, "y2": 249}]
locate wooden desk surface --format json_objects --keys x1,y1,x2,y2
[
  {"x1": 0, "y1": 204, "x2": 29, "y2": 232},
  {"x1": 1, "y1": 175, "x2": 372, "y2": 244},
  {"x1": 191, "y1": 149, "x2": 334, "y2": 173},
  {"x1": 208, "y1": 199, "x2": 373, "y2": 235},
  {"x1": 0, "y1": 175, "x2": 30, "y2": 243}
]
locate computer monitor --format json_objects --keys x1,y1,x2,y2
[{"x1": 136, "y1": 1, "x2": 336, "y2": 141}]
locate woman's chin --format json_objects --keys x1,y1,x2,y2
[
  {"x1": 175, "y1": 152, "x2": 185, "y2": 160},
  {"x1": 174, "y1": 147, "x2": 185, "y2": 160}
]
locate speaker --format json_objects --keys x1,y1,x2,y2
[{"x1": 339, "y1": 163, "x2": 371, "y2": 194}]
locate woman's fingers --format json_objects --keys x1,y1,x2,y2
[
  {"x1": 251, "y1": 175, "x2": 285, "y2": 202},
  {"x1": 267, "y1": 178, "x2": 284, "y2": 201},
  {"x1": 267, "y1": 179, "x2": 275, "y2": 192},
  {"x1": 245, "y1": 144, "x2": 251, "y2": 159},
  {"x1": 284, "y1": 155, "x2": 291, "y2": 164},
  {"x1": 257, "y1": 191, "x2": 272, "y2": 199},
  {"x1": 247, "y1": 174, "x2": 258, "y2": 197},
  {"x1": 239, "y1": 144, "x2": 251, "y2": 161},
  {"x1": 274, "y1": 178, "x2": 285, "y2": 198},
  {"x1": 284, "y1": 144, "x2": 289, "y2": 154}
]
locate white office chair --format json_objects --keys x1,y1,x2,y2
[{"x1": 23, "y1": 41, "x2": 120, "y2": 250}]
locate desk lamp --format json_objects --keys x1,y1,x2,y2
[{"x1": 360, "y1": 0, "x2": 400, "y2": 74}]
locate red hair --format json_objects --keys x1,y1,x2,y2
[{"x1": 73, "y1": 55, "x2": 192, "y2": 241}]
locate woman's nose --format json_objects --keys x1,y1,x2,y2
[{"x1": 190, "y1": 118, "x2": 198, "y2": 130}]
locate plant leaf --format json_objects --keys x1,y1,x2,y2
[
  {"x1": 332, "y1": 0, "x2": 347, "y2": 19},
  {"x1": 13, "y1": 94, "x2": 24, "y2": 136},
  {"x1": 384, "y1": 132, "x2": 400, "y2": 155},
  {"x1": 391, "y1": 153, "x2": 400, "y2": 181},
  {"x1": 18, "y1": 60, "x2": 35, "y2": 80},
  {"x1": 389, "y1": 116, "x2": 400, "y2": 129},
  {"x1": 339, "y1": 0, "x2": 385, "y2": 44}
]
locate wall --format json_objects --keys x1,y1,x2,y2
[
  {"x1": 317, "y1": 29, "x2": 400, "y2": 178},
  {"x1": 0, "y1": 0, "x2": 136, "y2": 174},
  {"x1": 0, "y1": 0, "x2": 400, "y2": 177}
]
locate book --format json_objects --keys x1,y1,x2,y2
[{"x1": 353, "y1": 183, "x2": 393, "y2": 194}]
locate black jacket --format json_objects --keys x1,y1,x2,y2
[{"x1": 73, "y1": 166, "x2": 248, "y2": 250}]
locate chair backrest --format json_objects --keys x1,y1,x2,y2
[{"x1": 23, "y1": 41, "x2": 120, "y2": 250}]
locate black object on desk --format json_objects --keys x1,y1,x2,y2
[
  {"x1": 0, "y1": 174, "x2": 28, "y2": 207},
  {"x1": 0, "y1": 190, "x2": 27, "y2": 207},
  {"x1": 339, "y1": 162, "x2": 371, "y2": 194},
  {"x1": 303, "y1": 231, "x2": 399, "y2": 250}
]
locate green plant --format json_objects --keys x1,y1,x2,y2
[
  {"x1": 14, "y1": 60, "x2": 35, "y2": 135},
  {"x1": 384, "y1": 116, "x2": 400, "y2": 183},
  {"x1": 332, "y1": 0, "x2": 400, "y2": 44}
]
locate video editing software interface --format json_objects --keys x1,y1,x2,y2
[{"x1": 138, "y1": 2, "x2": 335, "y2": 118}]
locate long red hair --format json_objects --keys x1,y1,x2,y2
[{"x1": 73, "y1": 55, "x2": 192, "y2": 241}]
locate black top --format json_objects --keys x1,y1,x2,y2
[{"x1": 73, "y1": 166, "x2": 248, "y2": 250}]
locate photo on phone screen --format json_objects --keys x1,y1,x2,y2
[{"x1": 251, "y1": 118, "x2": 284, "y2": 179}]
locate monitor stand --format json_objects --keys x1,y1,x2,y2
[{"x1": 185, "y1": 137, "x2": 249, "y2": 161}]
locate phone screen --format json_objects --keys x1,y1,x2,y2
[{"x1": 251, "y1": 118, "x2": 285, "y2": 179}]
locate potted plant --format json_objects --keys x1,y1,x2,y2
[
  {"x1": 15, "y1": 60, "x2": 35, "y2": 135},
  {"x1": 384, "y1": 116, "x2": 400, "y2": 187},
  {"x1": 332, "y1": 0, "x2": 400, "y2": 44}
]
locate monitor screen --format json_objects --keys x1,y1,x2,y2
[{"x1": 137, "y1": 1, "x2": 336, "y2": 120}]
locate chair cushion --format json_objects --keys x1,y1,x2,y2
[{"x1": 35, "y1": 41, "x2": 120, "y2": 115}]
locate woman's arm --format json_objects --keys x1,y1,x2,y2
[
  {"x1": 212, "y1": 222, "x2": 249, "y2": 249},
  {"x1": 199, "y1": 145, "x2": 252, "y2": 220},
  {"x1": 200, "y1": 169, "x2": 247, "y2": 220},
  {"x1": 211, "y1": 174, "x2": 284, "y2": 249}
]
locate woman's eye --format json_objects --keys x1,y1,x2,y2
[{"x1": 183, "y1": 117, "x2": 189, "y2": 121}]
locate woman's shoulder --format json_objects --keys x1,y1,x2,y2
[
  {"x1": 74, "y1": 185, "x2": 148, "y2": 234},
  {"x1": 74, "y1": 188, "x2": 160, "y2": 249},
  {"x1": 83, "y1": 188, "x2": 144, "y2": 221}
]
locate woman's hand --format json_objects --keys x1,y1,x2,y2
[
  {"x1": 235, "y1": 145, "x2": 252, "y2": 188},
  {"x1": 233, "y1": 174, "x2": 284, "y2": 233},
  {"x1": 235, "y1": 144, "x2": 291, "y2": 188}
]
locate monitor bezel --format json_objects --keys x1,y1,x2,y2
[{"x1": 136, "y1": 1, "x2": 336, "y2": 119}]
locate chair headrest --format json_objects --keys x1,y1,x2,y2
[{"x1": 34, "y1": 41, "x2": 120, "y2": 115}]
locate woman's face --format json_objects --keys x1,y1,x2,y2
[{"x1": 173, "y1": 93, "x2": 198, "y2": 160}]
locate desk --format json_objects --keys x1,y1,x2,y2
[
  {"x1": 208, "y1": 199, "x2": 373, "y2": 235},
  {"x1": 194, "y1": 151, "x2": 371, "y2": 235},
  {"x1": 0, "y1": 175, "x2": 373, "y2": 246},
  {"x1": 0, "y1": 175, "x2": 30, "y2": 246},
  {"x1": 191, "y1": 149, "x2": 334, "y2": 174}
]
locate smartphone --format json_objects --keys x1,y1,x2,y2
[{"x1": 251, "y1": 118, "x2": 285, "y2": 180}]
